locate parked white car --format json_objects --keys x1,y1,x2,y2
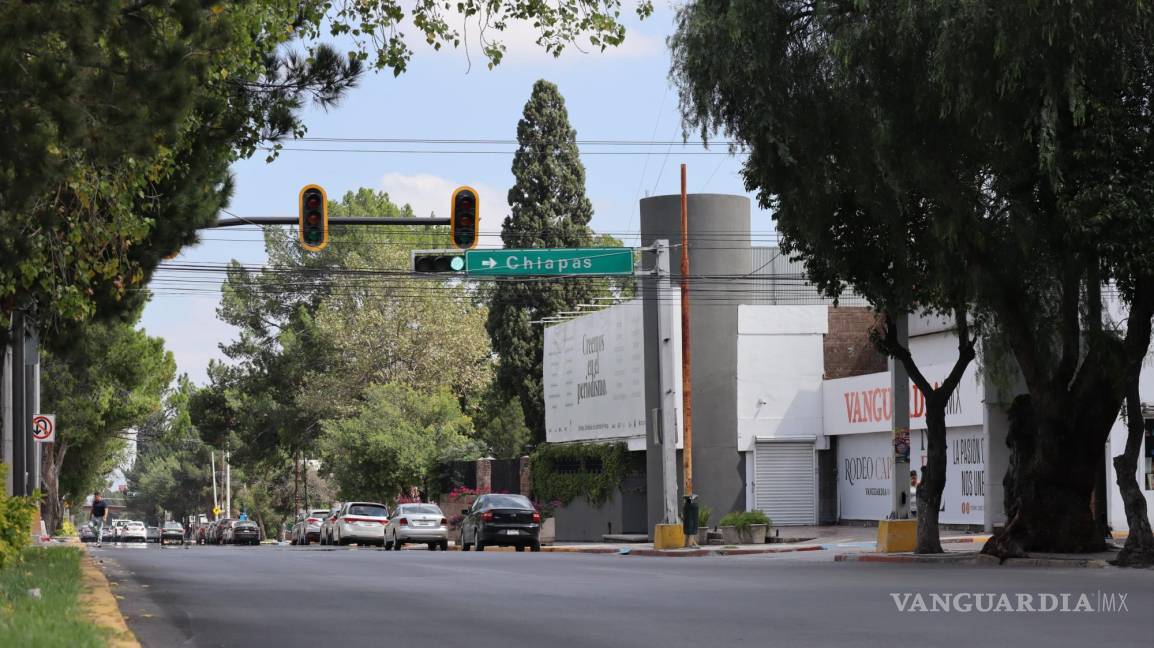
[
  {"x1": 331, "y1": 502, "x2": 389, "y2": 547},
  {"x1": 121, "y1": 521, "x2": 148, "y2": 543},
  {"x1": 385, "y1": 503, "x2": 448, "y2": 551},
  {"x1": 109, "y1": 519, "x2": 133, "y2": 541}
]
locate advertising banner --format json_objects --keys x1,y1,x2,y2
[{"x1": 544, "y1": 301, "x2": 653, "y2": 443}]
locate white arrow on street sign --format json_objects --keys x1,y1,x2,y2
[
  {"x1": 481, "y1": 258, "x2": 497, "y2": 269},
  {"x1": 32, "y1": 414, "x2": 55, "y2": 443}
]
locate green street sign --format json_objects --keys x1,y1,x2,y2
[{"x1": 465, "y1": 248, "x2": 634, "y2": 276}]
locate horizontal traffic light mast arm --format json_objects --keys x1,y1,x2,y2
[{"x1": 210, "y1": 216, "x2": 450, "y2": 228}]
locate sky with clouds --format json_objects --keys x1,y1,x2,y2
[{"x1": 140, "y1": 3, "x2": 775, "y2": 385}]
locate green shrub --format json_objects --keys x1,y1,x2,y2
[
  {"x1": 60, "y1": 520, "x2": 78, "y2": 537},
  {"x1": 697, "y1": 503, "x2": 712, "y2": 528},
  {"x1": 717, "y1": 510, "x2": 771, "y2": 532},
  {"x1": 0, "y1": 484, "x2": 38, "y2": 569}
]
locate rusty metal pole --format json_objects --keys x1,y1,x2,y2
[{"x1": 679, "y1": 164, "x2": 693, "y2": 497}]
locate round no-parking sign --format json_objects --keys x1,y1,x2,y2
[{"x1": 32, "y1": 414, "x2": 55, "y2": 443}]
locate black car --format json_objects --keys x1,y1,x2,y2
[
  {"x1": 161, "y1": 522, "x2": 185, "y2": 545},
  {"x1": 459, "y1": 494, "x2": 541, "y2": 552},
  {"x1": 230, "y1": 520, "x2": 261, "y2": 545}
]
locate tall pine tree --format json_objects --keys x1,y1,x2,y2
[{"x1": 487, "y1": 80, "x2": 596, "y2": 444}]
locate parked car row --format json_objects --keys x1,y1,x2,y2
[
  {"x1": 199, "y1": 518, "x2": 264, "y2": 545},
  {"x1": 287, "y1": 494, "x2": 542, "y2": 552}
]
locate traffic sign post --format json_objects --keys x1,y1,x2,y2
[
  {"x1": 465, "y1": 248, "x2": 633, "y2": 276},
  {"x1": 32, "y1": 414, "x2": 55, "y2": 444}
]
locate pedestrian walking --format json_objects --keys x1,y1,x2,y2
[
  {"x1": 91, "y1": 492, "x2": 108, "y2": 547},
  {"x1": 909, "y1": 471, "x2": 919, "y2": 518}
]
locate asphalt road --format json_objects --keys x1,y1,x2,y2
[{"x1": 92, "y1": 543, "x2": 1154, "y2": 648}]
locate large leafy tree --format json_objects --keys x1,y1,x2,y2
[
  {"x1": 127, "y1": 377, "x2": 216, "y2": 525},
  {"x1": 487, "y1": 80, "x2": 600, "y2": 442},
  {"x1": 317, "y1": 383, "x2": 480, "y2": 501},
  {"x1": 39, "y1": 307, "x2": 175, "y2": 533},
  {"x1": 671, "y1": 0, "x2": 1154, "y2": 558}
]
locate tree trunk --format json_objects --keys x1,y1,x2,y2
[
  {"x1": 41, "y1": 442, "x2": 67, "y2": 535},
  {"x1": 915, "y1": 400, "x2": 946, "y2": 553},
  {"x1": 1112, "y1": 375, "x2": 1154, "y2": 566},
  {"x1": 983, "y1": 403, "x2": 1105, "y2": 558}
]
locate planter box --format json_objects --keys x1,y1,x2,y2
[
  {"x1": 718, "y1": 526, "x2": 741, "y2": 544},
  {"x1": 696, "y1": 528, "x2": 710, "y2": 546},
  {"x1": 719, "y1": 524, "x2": 768, "y2": 544},
  {"x1": 741, "y1": 524, "x2": 768, "y2": 544},
  {"x1": 540, "y1": 517, "x2": 556, "y2": 545}
]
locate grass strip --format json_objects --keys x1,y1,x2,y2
[{"x1": 0, "y1": 546, "x2": 107, "y2": 647}]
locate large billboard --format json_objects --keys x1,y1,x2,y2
[{"x1": 544, "y1": 300, "x2": 652, "y2": 443}]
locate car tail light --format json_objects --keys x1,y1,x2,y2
[
  {"x1": 399, "y1": 518, "x2": 408, "y2": 526},
  {"x1": 482, "y1": 511, "x2": 493, "y2": 522},
  {"x1": 306, "y1": 518, "x2": 319, "y2": 524},
  {"x1": 532, "y1": 512, "x2": 541, "y2": 523}
]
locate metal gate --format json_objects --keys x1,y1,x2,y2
[{"x1": 753, "y1": 441, "x2": 816, "y2": 526}]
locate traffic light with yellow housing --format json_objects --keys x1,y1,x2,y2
[
  {"x1": 450, "y1": 186, "x2": 479, "y2": 250},
  {"x1": 299, "y1": 184, "x2": 328, "y2": 251}
]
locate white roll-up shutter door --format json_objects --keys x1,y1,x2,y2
[{"x1": 754, "y1": 441, "x2": 816, "y2": 526}]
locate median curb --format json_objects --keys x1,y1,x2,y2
[
  {"x1": 834, "y1": 551, "x2": 1110, "y2": 568},
  {"x1": 80, "y1": 550, "x2": 142, "y2": 648},
  {"x1": 835, "y1": 551, "x2": 978, "y2": 564},
  {"x1": 973, "y1": 553, "x2": 1109, "y2": 569}
]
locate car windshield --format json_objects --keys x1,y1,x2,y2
[
  {"x1": 164, "y1": 523, "x2": 181, "y2": 529},
  {"x1": 483, "y1": 495, "x2": 534, "y2": 510},
  {"x1": 400, "y1": 505, "x2": 442, "y2": 515},
  {"x1": 347, "y1": 504, "x2": 388, "y2": 517},
  {"x1": 308, "y1": 510, "x2": 329, "y2": 518}
]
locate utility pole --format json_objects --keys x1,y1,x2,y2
[
  {"x1": 210, "y1": 450, "x2": 218, "y2": 519},
  {"x1": 679, "y1": 165, "x2": 698, "y2": 546},
  {"x1": 889, "y1": 313, "x2": 911, "y2": 519},
  {"x1": 294, "y1": 449, "x2": 301, "y2": 518},
  {"x1": 225, "y1": 445, "x2": 231, "y2": 519},
  {"x1": 653, "y1": 240, "x2": 680, "y2": 526},
  {"x1": 10, "y1": 311, "x2": 25, "y2": 496}
]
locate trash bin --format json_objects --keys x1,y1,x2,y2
[{"x1": 682, "y1": 495, "x2": 699, "y2": 535}]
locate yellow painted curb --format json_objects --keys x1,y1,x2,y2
[{"x1": 79, "y1": 551, "x2": 141, "y2": 648}]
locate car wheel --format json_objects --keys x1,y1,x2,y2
[
  {"x1": 440, "y1": 540, "x2": 449, "y2": 551},
  {"x1": 427, "y1": 543, "x2": 437, "y2": 551},
  {"x1": 515, "y1": 545, "x2": 525, "y2": 552},
  {"x1": 475, "y1": 531, "x2": 486, "y2": 552},
  {"x1": 530, "y1": 540, "x2": 542, "y2": 552}
]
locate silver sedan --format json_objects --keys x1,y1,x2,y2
[{"x1": 384, "y1": 504, "x2": 448, "y2": 551}]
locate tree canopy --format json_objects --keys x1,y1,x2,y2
[
  {"x1": 487, "y1": 80, "x2": 601, "y2": 442},
  {"x1": 317, "y1": 383, "x2": 479, "y2": 501},
  {"x1": 671, "y1": 0, "x2": 1154, "y2": 554}
]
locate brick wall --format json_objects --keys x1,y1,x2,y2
[{"x1": 825, "y1": 307, "x2": 886, "y2": 379}]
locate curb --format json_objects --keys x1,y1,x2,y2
[
  {"x1": 835, "y1": 551, "x2": 978, "y2": 564},
  {"x1": 973, "y1": 553, "x2": 1109, "y2": 569},
  {"x1": 80, "y1": 550, "x2": 142, "y2": 648}
]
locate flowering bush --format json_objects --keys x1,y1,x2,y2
[{"x1": 446, "y1": 486, "x2": 490, "y2": 502}]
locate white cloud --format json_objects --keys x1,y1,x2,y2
[{"x1": 379, "y1": 172, "x2": 508, "y2": 248}]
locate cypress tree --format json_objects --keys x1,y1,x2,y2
[{"x1": 487, "y1": 80, "x2": 596, "y2": 444}]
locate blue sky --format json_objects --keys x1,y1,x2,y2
[{"x1": 141, "y1": 4, "x2": 774, "y2": 384}]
